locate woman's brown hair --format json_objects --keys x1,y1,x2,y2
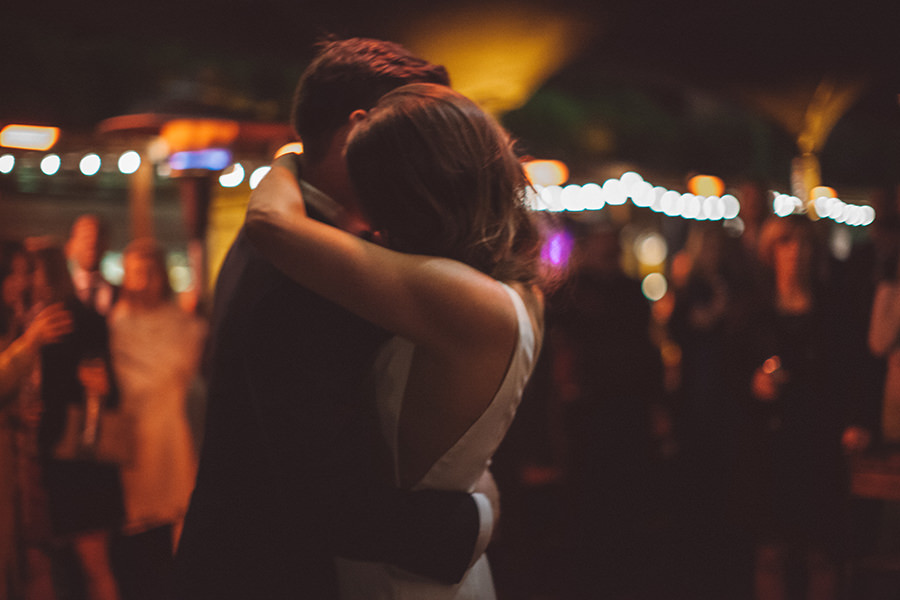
[{"x1": 344, "y1": 83, "x2": 542, "y2": 285}]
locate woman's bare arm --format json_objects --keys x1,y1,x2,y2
[{"x1": 244, "y1": 165, "x2": 515, "y2": 355}]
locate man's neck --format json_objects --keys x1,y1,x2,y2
[{"x1": 302, "y1": 158, "x2": 369, "y2": 235}]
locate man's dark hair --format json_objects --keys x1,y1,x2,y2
[{"x1": 291, "y1": 37, "x2": 450, "y2": 163}]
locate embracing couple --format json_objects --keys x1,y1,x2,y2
[{"x1": 173, "y1": 37, "x2": 546, "y2": 600}]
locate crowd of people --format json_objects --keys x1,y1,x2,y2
[
  {"x1": 0, "y1": 215, "x2": 206, "y2": 600},
  {"x1": 490, "y1": 184, "x2": 900, "y2": 599},
  {"x1": 1, "y1": 35, "x2": 899, "y2": 600}
]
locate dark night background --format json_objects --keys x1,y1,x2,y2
[{"x1": 4, "y1": 0, "x2": 900, "y2": 188}]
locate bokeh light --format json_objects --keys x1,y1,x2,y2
[
  {"x1": 40, "y1": 154, "x2": 61, "y2": 175},
  {"x1": 118, "y1": 151, "x2": 141, "y2": 174},
  {"x1": 641, "y1": 272, "x2": 668, "y2": 301},
  {"x1": 0, "y1": 154, "x2": 14, "y2": 174},
  {"x1": 79, "y1": 153, "x2": 101, "y2": 176}
]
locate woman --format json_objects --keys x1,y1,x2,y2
[
  {"x1": 32, "y1": 246, "x2": 124, "y2": 600},
  {"x1": 736, "y1": 215, "x2": 848, "y2": 600},
  {"x1": 1, "y1": 244, "x2": 71, "y2": 600},
  {"x1": 246, "y1": 83, "x2": 545, "y2": 599},
  {"x1": 108, "y1": 238, "x2": 205, "y2": 597}
]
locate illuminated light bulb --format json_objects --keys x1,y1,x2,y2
[
  {"x1": 79, "y1": 153, "x2": 101, "y2": 176},
  {"x1": 523, "y1": 159, "x2": 569, "y2": 187},
  {"x1": 682, "y1": 194, "x2": 701, "y2": 220},
  {"x1": 673, "y1": 194, "x2": 687, "y2": 218},
  {"x1": 40, "y1": 154, "x2": 61, "y2": 175},
  {"x1": 687, "y1": 174, "x2": 725, "y2": 197},
  {"x1": 219, "y1": 163, "x2": 245, "y2": 188},
  {"x1": 773, "y1": 194, "x2": 794, "y2": 217},
  {"x1": 680, "y1": 194, "x2": 699, "y2": 219},
  {"x1": 539, "y1": 185, "x2": 565, "y2": 211},
  {"x1": 581, "y1": 182, "x2": 604, "y2": 210},
  {"x1": 861, "y1": 205, "x2": 876, "y2": 226},
  {"x1": 602, "y1": 178, "x2": 626, "y2": 205},
  {"x1": 0, "y1": 125, "x2": 59, "y2": 150},
  {"x1": 827, "y1": 199, "x2": 844, "y2": 220},
  {"x1": 810, "y1": 186, "x2": 836, "y2": 201},
  {"x1": 661, "y1": 190, "x2": 680, "y2": 216},
  {"x1": 650, "y1": 187, "x2": 667, "y2": 212},
  {"x1": 524, "y1": 186, "x2": 542, "y2": 210},
  {"x1": 249, "y1": 166, "x2": 271, "y2": 190},
  {"x1": 722, "y1": 194, "x2": 740, "y2": 220},
  {"x1": 619, "y1": 171, "x2": 644, "y2": 196},
  {"x1": 631, "y1": 181, "x2": 654, "y2": 207},
  {"x1": 814, "y1": 196, "x2": 832, "y2": 217},
  {"x1": 0, "y1": 154, "x2": 14, "y2": 174},
  {"x1": 641, "y1": 272, "x2": 668, "y2": 302},
  {"x1": 635, "y1": 232, "x2": 668, "y2": 265},
  {"x1": 835, "y1": 204, "x2": 850, "y2": 224},
  {"x1": 704, "y1": 196, "x2": 725, "y2": 221},
  {"x1": 118, "y1": 151, "x2": 141, "y2": 174},
  {"x1": 562, "y1": 184, "x2": 585, "y2": 211},
  {"x1": 842, "y1": 205, "x2": 856, "y2": 226}
]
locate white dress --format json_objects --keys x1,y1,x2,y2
[{"x1": 336, "y1": 283, "x2": 537, "y2": 599}]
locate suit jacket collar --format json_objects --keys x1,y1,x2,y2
[{"x1": 299, "y1": 178, "x2": 343, "y2": 226}]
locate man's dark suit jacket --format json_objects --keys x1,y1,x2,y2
[{"x1": 174, "y1": 218, "x2": 481, "y2": 599}]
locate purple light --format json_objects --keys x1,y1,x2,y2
[{"x1": 541, "y1": 230, "x2": 574, "y2": 267}]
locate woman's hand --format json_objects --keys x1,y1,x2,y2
[{"x1": 23, "y1": 303, "x2": 72, "y2": 349}]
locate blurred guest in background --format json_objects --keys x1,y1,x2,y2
[
  {"x1": 32, "y1": 246, "x2": 124, "y2": 600},
  {"x1": 2, "y1": 241, "x2": 72, "y2": 600},
  {"x1": 547, "y1": 222, "x2": 665, "y2": 598},
  {"x1": 668, "y1": 221, "x2": 753, "y2": 597},
  {"x1": 734, "y1": 215, "x2": 850, "y2": 600},
  {"x1": 108, "y1": 238, "x2": 205, "y2": 600},
  {"x1": 66, "y1": 215, "x2": 117, "y2": 317}
]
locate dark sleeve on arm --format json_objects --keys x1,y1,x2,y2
[{"x1": 244, "y1": 276, "x2": 480, "y2": 584}]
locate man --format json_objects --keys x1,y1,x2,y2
[
  {"x1": 174, "y1": 38, "x2": 495, "y2": 599},
  {"x1": 65, "y1": 213, "x2": 116, "y2": 316}
]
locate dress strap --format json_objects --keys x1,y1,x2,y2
[{"x1": 498, "y1": 283, "x2": 537, "y2": 369}]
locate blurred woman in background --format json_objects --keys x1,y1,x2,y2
[
  {"x1": 32, "y1": 246, "x2": 123, "y2": 600},
  {"x1": 108, "y1": 238, "x2": 205, "y2": 599},
  {"x1": 737, "y1": 215, "x2": 849, "y2": 600}
]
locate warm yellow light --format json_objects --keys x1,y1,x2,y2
[
  {"x1": 160, "y1": 119, "x2": 239, "y2": 153},
  {"x1": 642, "y1": 272, "x2": 668, "y2": 302},
  {"x1": 523, "y1": 159, "x2": 568, "y2": 187},
  {"x1": 810, "y1": 185, "x2": 836, "y2": 200},
  {"x1": 274, "y1": 142, "x2": 304, "y2": 159},
  {"x1": 687, "y1": 175, "x2": 725, "y2": 197},
  {"x1": 401, "y1": 3, "x2": 594, "y2": 115},
  {"x1": 0, "y1": 125, "x2": 60, "y2": 150}
]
